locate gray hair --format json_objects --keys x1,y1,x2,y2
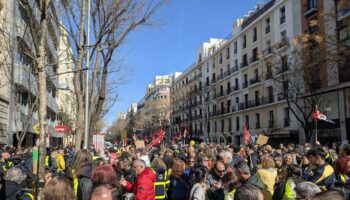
[
  {"x1": 295, "y1": 181, "x2": 321, "y2": 198},
  {"x1": 4, "y1": 168, "x2": 26, "y2": 184},
  {"x1": 235, "y1": 160, "x2": 250, "y2": 175},
  {"x1": 134, "y1": 159, "x2": 146, "y2": 167},
  {"x1": 220, "y1": 150, "x2": 232, "y2": 161}
]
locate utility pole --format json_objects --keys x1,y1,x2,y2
[{"x1": 84, "y1": 0, "x2": 91, "y2": 149}]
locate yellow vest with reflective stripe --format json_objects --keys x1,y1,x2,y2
[
  {"x1": 154, "y1": 170, "x2": 168, "y2": 199},
  {"x1": 284, "y1": 178, "x2": 296, "y2": 199}
]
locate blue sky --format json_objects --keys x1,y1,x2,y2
[{"x1": 105, "y1": 0, "x2": 263, "y2": 123}]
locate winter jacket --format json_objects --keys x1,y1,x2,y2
[
  {"x1": 55, "y1": 153, "x2": 66, "y2": 173},
  {"x1": 69, "y1": 164, "x2": 93, "y2": 200},
  {"x1": 206, "y1": 170, "x2": 224, "y2": 200},
  {"x1": 257, "y1": 168, "x2": 278, "y2": 200},
  {"x1": 168, "y1": 173, "x2": 190, "y2": 200},
  {"x1": 189, "y1": 183, "x2": 206, "y2": 200},
  {"x1": 0, "y1": 180, "x2": 33, "y2": 200},
  {"x1": 125, "y1": 167, "x2": 157, "y2": 200},
  {"x1": 307, "y1": 163, "x2": 335, "y2": 189}
]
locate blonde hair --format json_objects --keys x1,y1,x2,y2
[
  {"x1": 152, "y1": 157, "x2": 167, "y2": 170},
  {"x1": 261, "y1": 156, "x2": 275, "y2": 169}
]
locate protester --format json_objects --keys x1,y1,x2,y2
[
  {"x1": 0, "y1": 168, "x2": 32, "y2": 200},
  {"x1": 313, "y1": 190, "x2": 346, "y2": 200},
  {"x1": 167, "y1": 159, "x2": 190, "y2": 200},
  {"x1": 234, "y1": 184, "x2": 264, "y2": 200},
  {"x1": 206, "y1": 160, "x2": 225, "y2": 200},
  {"x1": 120, "y1": 159, "x2": 156, "y2": 200},
  {"x1": 188, "y1": 166, "x2": 207, "y2": 200},
  {"x1": 222, "y1": 171, "x2": 241, "y2": 200},
  {"x1": 257, "y1": 156, "x2": 277, "y2": 200},
  {"x1": 44, "y1": 176, "x2": 74, "y2": 200},
  {"x1": 295, "y1": 181, "x2": 321, "y2": 200}
]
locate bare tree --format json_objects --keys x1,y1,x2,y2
[{"x1": 56, "y1": 0, "x2": 168, "y2": 150}]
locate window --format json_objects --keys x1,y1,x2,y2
[
  {"x1": 214, "y1": 121, "x2": 217, "y2": 132},
  {"x1": 235, "y1": 78, "x2": 239, "y2": 89},
  {"x1": 206, "y1": 62, "x2": 209, "y2": 72},
  {"x1": 255, "y1": 90, "x2": 260, "y2": 105},
  {"x1": 243, "y1": 74, "x2": 248, "y2": 88},
  {"x1": 252, "y1": 48, "x2": 258, "y2": 62},
  {"x1": 243, "y1": 35, "x2": 247, "y2": 49},
  {"x1": 226, "y1": 47, "x2": 230, "y2": 59},
  {"x1": 206, "y1": 77, "x2": 210, "y2": 86},
  {"x1": 307, "y1": 0, "x2": 317, "y2": 10},
  {"x1": 212, "y1": 73, "x2": 216, "y2": 82},
  {"x1": 227, "y1": 99, "x2": 231, "y2": 112},
  {"x1": 281, "y1": 55, "x2": 288, "y2": 71},
  {"x1": 281, "y1": 30, "x2": 287, "y2": 41},
  {"x1": 213, "y1": 58, "x2": 216, "y2": 68},
  {"x1": 245, "y1": 115, "x2": 249, "y2": 129},
  {"x1": 280, "y1": 6, "x2": 286, "y2": 24},
  {"x1": 256, "y1": 113, "x2": 260, "y2": 129},
  {"x1": 235, "y1": 97, "x2": 239, "y2": 104},
  {"x1": 234, "y1": 41, "x2": 238, "y2": 54},
  {"x1": 268, "y1": 86, "x2": 274, "y2": 103},
  {"x1": 234, "y1": 59, "x2": 238, "y2": 69},
  {"x1": 242, "y1": 54, "x2": 248, "y2": 67},
  {"x1": 207, "y1": 122, "x2": 211, "y2": 132},
  {"x1": 253, "y1": 27, "x2": 257, "y2": 42},
  {"x1": 284, "y1": 107, "x2": 290, "y2": 126},
  {"x1": 244, "y1": 94, "x2": 248, "y2": 107},
  {"x1": 221, "y1": 120, "x2": 224, "y2": 132},
  {"x1": 269, "y1": 111, "x2": 274, "y2": 128},
  {"x1": 227, "y1": 82, "x2": 231, "y2": 94},
  {"x1": 308, "y1": 18, "x2": 318, "y2": 34},
  {"x1": 265, "y1": 18, "x2": 270, "y2": 34},
  {"x1": 219, "y1": 52, "x2": 223, "y2": 64},
  {"x1": 236, "y1": 117, "x2": 240, "y2": 131},
  {"x1": 198, "y1": 53, "x2": 202, "y2": 63},
  {"x1": 228, "y1": 119, "x2": 232, "y2": 132},
  {"x1": 266, "y1": 40, "x2": 272, "y2": 54}
]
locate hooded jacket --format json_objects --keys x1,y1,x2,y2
[{"x1": 125, "y1": 167, "x2": 156, "y2": 200}]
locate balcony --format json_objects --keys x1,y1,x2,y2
[
  {"x1": 211, "y1": 79, "x2": 217, "y2": 84},
  {"x1": 277, "y1": 39, "x2": 289, "y2": 49},
  {"x1": 265, "y1": 71, "x2": 273, "y2": 80},
  {"x1": 263, "y1": 47, "x2": 272, "y2": 56},
  {"x1": 265, "y1": 26, "x2": 270, "y2": 34},
  {"x1": 250, "y1": 57, "x2": 259, "y2": 64},
  {"x1": 304, "y1": 3, "x2": 318, "y2": 17},
  {"x1": 277, "y1": 93, "x2": 287, "y2": 101},
  {"x1": 268, "y1": 120, "x2": 275, "y2": 128},
  {"x1": 231, "y1": 67, "x2": 238, "y2": 74},
  {"x1": 233, "y1": 85, "x2": 239, "y2": 91},
  {"x1": 218, "y1": 74, "x2": 224, "y2": 81},
  {"x1": 240, "y1": 62, "x2": 249, "y2": 69},
  {"x1": 250, "y1": 76, "x2": 261, "y2": 85},
  {"x1": 276, "y1": 65, "x2": 288, "y2": 75},
  {"x1": 242, "y1": 81, "x2": 249, "y2": 89}
]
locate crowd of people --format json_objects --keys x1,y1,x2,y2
[{"x1": 0, "y1": 141, "x2": 350, "y2": 200}]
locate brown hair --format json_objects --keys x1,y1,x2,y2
[
  {"x1": 152, "y1": 157, "x2": 167, "y2": 170},
  {"x1": 44, "y1": 176, "x2": 74, "y2": 200},
  {"x1": 222, "y1": 171, "x2": 241, "y2": 192},
  {"x1": 70, "y1": 149, "x2": 93, "y2": 176},
  {"x1": 261, "y1": 155, "x2": 276, "y2": 169}
]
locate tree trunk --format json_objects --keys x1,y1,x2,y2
[
  {"x1": 37, "y1": 7, "x2": 49, "y2": 199},
  {"x1": 74, "y1": 0, "x2": 87, "y2": 150}
]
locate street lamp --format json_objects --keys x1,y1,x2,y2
[{"x1": 84, "y1": 0, "x2": 91, "y2": 149}]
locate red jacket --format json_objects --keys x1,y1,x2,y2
[{"x1": 125, "y1": 167, "x2": 156, "y2": 200}]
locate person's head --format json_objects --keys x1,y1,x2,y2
[
  {"x1": 222, "y1": 171, "x2": 241, "y2": 192},
  {"x1": 279, "y1": 143, "x2": 285, "y2": 149},
  {"x1": 197, "y1": 155, "x2": 210, "y2": 168},
  {"x1": 261, "y1": 156, "x2": 275, "y2": 169},
  {"x1": 214, "y1": 160, "x2": 226, "y2": 178},
  {"x1": 274, "y1": 156, "x2": 283, "y2": 168},
  {"x1": 235, "y1": 160, "x2": 251, "y2": 181},
  {"x1": 1, "y1": 151, "x2": 10, "y2": 161},
  {"x1": 234, "y1": 184, "x2": 263, "y2": 200},
  {"x1": 58, "y1": 149, "x2": 64, "y2": 155},
  {"x1": 302, "y1": 155, "x2": 310, "y2": 166},
  {"x1": 306, "y1": 147, "x2": 326, "y2": 166},
  {"x1": 233, "y1": 146, "x2": 241, "y2": 154},
  {"x1": 190, "y1": 166, "x2": 207, "y2": 184},
  {"x1": 119, "y1": 158, "x2": 131, "y2": 170},
  {"x1": 4, "y1": 168, "x2": 26, "y2": 184},
  {"x1": 295, "y1": 181, "x2": 321, "y2": 200},
  {"x1": 44, "y1": 176, "x2": 74, "y2": 200},
  {"x1": 91, "y1": 164, "x2": 117, "y2": 186},
  {"x1": 89, "y1": 184, "x2": 118, "y2": 200},
  {"x1": 187, "y1": 157, "x2": 196, "y2": 168},
  {"x1": 71, "y1": 149, "x2": 93, "y2": 176},
  {"x1": 220, "y1": 150, "x2": 232, "y2": 165},
  {"x1": 164, "y1": 149, "x2": 173, "y2": 158},
  {"x1": 151, "y1": 157, "x2": 167, "y2": 171},
  {"x1": 313, "y1": 190, "x2": 345, "y2": 200},
  {"x1": 335, "y1": 156, "x2": 350, "y2": 175},
  {"x1": 284, "y1": 154, "x2": 294, "y2": 165},
  {"x1": 133, "y1": 159, "x2": 146, "y2": 176},
  {"x1": 172, "y1": 160, "x2": 186, "y2": 178}
]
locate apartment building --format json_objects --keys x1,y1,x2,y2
[
  {"x1": 136, "y1": 73, "x2": 180, "y2": 135},
  {"x1": 0, "y1": 0, "x2": 62, "y2": 146},
  {"x1": 170, "y1": 0, "x2": 308, "y2": 145},
  {"x1": 296, "y1": 0, "x2": 350, "y2": 143}
]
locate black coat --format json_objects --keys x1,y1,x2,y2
[{"x1": 0, "y1": 181, "x2": 23, "y2": 200}]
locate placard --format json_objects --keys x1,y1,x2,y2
[
  {"x1": 135, "y1": 140, "x2": 145, "y2": 149},
  {"x1": 121, "y1": 130, "x2": 127, "y2": 140},
  {"x1": 256, "y1": 135, "x2": 269, "y2": 145}
]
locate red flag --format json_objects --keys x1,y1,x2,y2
[
  {"x1": 144, "y1": 135, "x2": 149, "y2": 143},
  {"x1": 243, "y1": 122, "x2": 250, "y2": 145},
  {"x1": 184, "y1": 127, "x2": 190, "y2": 137},
  {"x1": 147, "y1": 128, "x2": 165, "y2": 148},
  {"x1": 313, "y1": 110, "x2": 335, "y2": 124}
]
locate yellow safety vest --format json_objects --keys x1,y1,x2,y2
[
  {"x1": 72, "y1": 169, "x2": 79, "y2": 199},
  {"x1": 1, "y1": 161, "x2": 13, "y2": 173},
  {"x1": 284, "y1": 178, "x2": 296, "y2": 199},
  {"x1": 45, "y1": 156, "x2": 49, "y2": 167},
  {"x1": 224, "y1": 189, "x2": 236, "y2": 200},
  {"x1": 340, "y1": 174, "x2": 347, "y2": 184},
  {"x1": 154, "y1": 170, "x2": 168, "y2": 199}
]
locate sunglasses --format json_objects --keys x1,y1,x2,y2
[{"x1": 216, "y1": 168, "x2": 225, "y2": 173}]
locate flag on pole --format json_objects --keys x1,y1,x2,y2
[
  {"x1": 243, "y1": 122, "x2": 250, "y2": 145},
  {"x1": 147, "y1": 128, "x2": 165, "y2": 148},
  {"x1": 177, "y1": 129, "x2": 182, "y2": 141},
  {"x1": 184, "y1": 127, "x2": 190, "y2": 138},
  {"x1": 132, "y1": 134, "x2": 138, "y2": 141},
  {"x1": 313, "y1": 110, "x2": 335, "y2": 124}
]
